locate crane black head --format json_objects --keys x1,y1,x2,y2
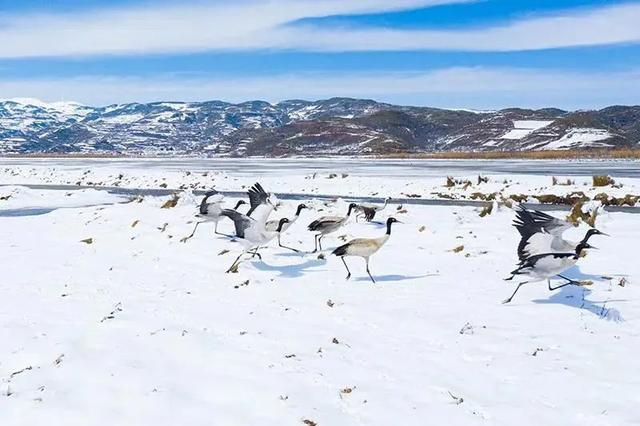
[
  {"x1": 277, "y1": 217, "x2": 291, "y2": 232},
  {"x1": 579, "y1": 228, "x2": 609, "y2": 246},
  {"x1": 575, "y1": 241, "x2": 596, "y2": 256},
  {"x1": 347, "y1": 203, "x2": 358, "y2": 215},
  {"x1": 586, "y1": 228, "x2": 608, "y2": 238},
  {"x1": 233, "y1": 200, "x2": 247, "y2": 210},
  {"x1": 296, "y1": 203, "x2": 309, "y2": 215},
  {"x1": 386, "y1": 217, "x2": 401, "y2": 234}
]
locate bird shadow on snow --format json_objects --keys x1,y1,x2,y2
[
  {"x1": 354, "y1": 273, "x2": 438, "y2": 283},
  {"x1": 560, "y1": 265, "x2": 614, "y2": 282},
  {"x1": 532, "y1": 267, "x2": 625, "y2": 322},
  {"x1": 273, "y1": 251, "x2": 309, "y2": 258},
  {"x1": 250, "y1": 258, "x2": 327, "y2": 278}
]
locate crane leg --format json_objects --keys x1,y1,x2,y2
[
  {"x1": 341, "y1": 257, "x2": 351, "y2": 280},
  {"x1": 214, "y1": 221, "x2": 233, "y2": 238},
  {"x1": 226, "y1": 251, "x2": 246, "y2": 273},
  {"x1": 502, "y1": 281, "x2": 529, "y2": 304},
  {"x1": 549, "y1": 275, "x2": 581, "y2": 290},
  {"x1": 365, "y1": 258, "x2": 375, "y2": 283},
  {"x1": 180, "y1": 221, "x2": 203, "y2": 242},
  {"x1": 557, "y1": 274, "x2": 582, "y2": 285},
  {"x1": 278, "y1": 234, "x2": 300, "y2": 252},
  {"x1": 318, "y1": 235, "x2": 324, "y2": 251},
  {"x1": 313, "y1": 234, "x2": 322, "y2": 253},
  {"x1": 249, "y1": 247, "x2": 262, "y2": 260}
]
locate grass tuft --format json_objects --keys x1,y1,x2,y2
[
  {"x1": 160, "y1": 194, "x2": 179, "y2": 209},
  {"x1": 593, "y1": 175, "x2": 615, "y2": 187}
]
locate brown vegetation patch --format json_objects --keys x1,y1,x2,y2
[
  {"x1": 566, "y1": 202, "x2": 598, "y2": 227},
  {"x1": 533, "y1": 191, "x2": 589, "y2": 205},
  {"x1": 479, "y1": 203, "x2": 493, "y2": 217},
  {"x1": 160, "y1": 195, "x2": 179, "y2": 209},
  {"x1": 508, "y1": 194, "x2": 528, "y2": 203},
  {"x1": 593, "y1": 175, "x2": 615, "y2": 187},
  {"x1": 470, "y1": 192, "x2": 497, "y2": 201},
  {"x1": 594, "y1": 193, "x2": 639, "y2": 206},
  {"x1": 384, "y1": 148, "x2": 640, "y2": 160}
]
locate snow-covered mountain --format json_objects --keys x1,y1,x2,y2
[{"x1": 0, "y1": 98, "x2": 637, "y2": 155}]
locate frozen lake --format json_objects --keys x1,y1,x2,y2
[{"x1": 1, "y1": 157, "x2": 639, "y2": 178}]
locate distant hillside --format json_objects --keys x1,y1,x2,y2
[{"x1": 1, "y1": 98, "x2": 638, "y2": 156}]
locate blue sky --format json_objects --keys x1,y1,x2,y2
[{"x1": 1, "y1": 0, "x2": 639, "y2": 109}]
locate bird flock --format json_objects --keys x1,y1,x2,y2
[
  {"x1": 181, "y1": 183, "x2": 398, "y2": 282},
  {"x1": 182, "y1": 182, "x2": 609, "y2": 299}
]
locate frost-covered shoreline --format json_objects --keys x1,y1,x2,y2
[{"x1": 1, "y1": 160, "x2": 639, "y2": 207}]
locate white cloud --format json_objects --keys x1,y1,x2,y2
[
  {"x1": 2, "y1": 67, "x2": 639, "y2": 109},
  {"x1": 0, "y1": 0, "x2": 468, "y2": 57},
  {"x1": 277, "y1": 3, "x2": 640, "y2": 52},
  {"x1": 0, "y1": 1, "x2": 638, "y2": 57}
]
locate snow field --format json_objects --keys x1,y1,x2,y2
[{"x1": 1, "y1": 186, "x2": 639, "y2": 425}]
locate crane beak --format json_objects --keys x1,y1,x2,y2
[{"x1": 600, "y1": 232, "x2": 610, "y2": 237}]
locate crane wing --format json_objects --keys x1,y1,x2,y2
[
  {"x1": 246, "y1": 183, "x2": 269, "y2": 216},
  {"x1": 514, "y1": 206, "x2": 572, "y2": 236},
  {"x1": 517, "y1": 232, "x2": 554, "y2": 262},
  {"x1": 220, "y1": 209, "x2": 254, "y2": 239}
]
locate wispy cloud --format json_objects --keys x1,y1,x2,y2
[
  {"x1": 0, "y1": 0, "x2": 467, "y2": 57},
  {"x1": 3, "y1": 67, "x2": 639, "y2": 109},
  {"x1": 280, "y1": 3, "x2": 640, "y2": 52},
  {"x1": 0, "y1": 1, "x2": 639, "y2": 57}
]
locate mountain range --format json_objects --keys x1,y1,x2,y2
[{"x1": 1, "y1": 97, "x2": 638, "y2": 156}]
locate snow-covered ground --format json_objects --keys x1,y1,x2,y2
[
  {"x1": 500, "y1": 120, "x2": 554, "y2": 140},
  {"x1": 1, "y1": 181, "x2": 639, "y2": 425},
  {"x1": 1, "y1": 158, "x2": 639, "y2": 205},
  {"x1": 543, "y1": 128, "x2": 615, "y2": 150}
]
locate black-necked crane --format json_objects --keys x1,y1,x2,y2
[
  {"x1": 180, "y1": 190, "x2": 246, "y2": 242},
  {"x1": 354, "y1": 197, "x2": 391, "y2": 222},
  {"x1": 308, "y1": 202, "x2": 357, "y2": 252},
  {"x1": 332, "y1": 217, "x2": 400, "y2": 283},
  {"x1": 502, "y1": 232, "x2": 596, "y2": 304},
  {"x1": 264, "y1": 203, "x2": 309, "y2": 252},
  {"x1": 513, "y1": 205, "x2": 607, "y2": 263},
  {"x1": 220, "y1": 208, "x2": 289, "y2": 273}
]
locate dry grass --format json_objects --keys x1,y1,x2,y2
[
  {"x1": 508, "y1": 194, "x2": 528, "y2": 203},
  {"x1": 160, "y1": 195, "x2": 179, "y2": 209},
  {"x1": 444, "y1": 176, "x2": 472, "y2": 188},
  {"x1": 566, "y1": 202, "x2": 599, "y2": 227},
  {"x1": 593, "y1": 175, "x2": 615, "y2": 187},
  {"x1": 479, "y1": 203, "x2": 493, "y2": 217},
  {"x1": 593, "y1": 193, "x2": 639, "y2": 206},
  {"x1": 470, "y1": 192, "x2": 497, "y2": 201},
  {"x1": 552, "y1": 176, "x2": 574, "y2": 186},
  {"x1": 384, "y1": 148, "x2": 640, "y2": 160}
]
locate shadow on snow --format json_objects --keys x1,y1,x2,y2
[{"x1": 532, "y1": 266, "x2": 625, "y2": 322}]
